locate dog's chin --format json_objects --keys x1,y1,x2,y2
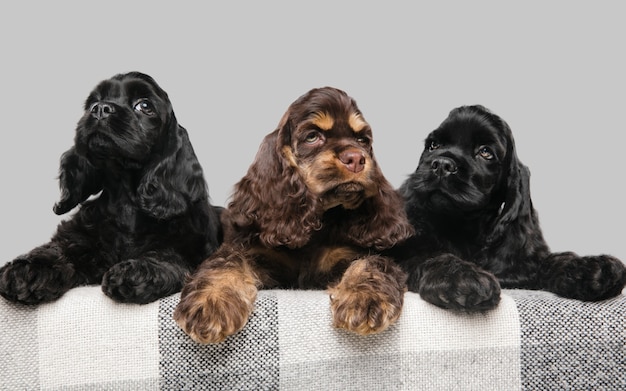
[
  {"x1": 418, "y1": 188, "x2": 489, "y2": 216},
  {"x1": 77, "y1": 129, "x2": 151, "y2": 168},
  {"x1": 321, "y1": 182, "x2": 367, "y2": 210},
  {"x1": 426, "y1": 191, "x2": 463, "y2": 213}
]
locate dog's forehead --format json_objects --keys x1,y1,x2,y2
[
  {"x1": 90, "y1": 77, "x2": 162, "y2": 102},
  {"x1": 124, "y1": 79, "x2": 162, "y2": 99},
  {"x1": 306, "y1": 111, "x2": 369, "y2": 134},
  {"x1": 435, "y1": 120, "x2": 506, "y2": 148},
  {"x1": 292, "y1": 87, "x2": 369, "y2": 133}
]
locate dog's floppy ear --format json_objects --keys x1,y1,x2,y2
[
  {"x1": 53, "y1": 146, "x2": 103, "y2": 215},
  {"x1": 227, "y1": 116, "x2": 321, "y2": 248},
  {"x1": 484, "y1": 120, "x2": 537, "y2": 246},
  {"x1": 137, "y1": 117, "x2": 208, "y2": 220},
  {"x1": 337, "y1": 163, "x2": 415, "y2": 251}
]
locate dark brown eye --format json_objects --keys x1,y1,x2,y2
[
  {"x1": 304, "y1": 132, "x2": 321, "y2": 144},
  {"x1": 356, "y1": 136, "x2": 369, "y2": 145},
  {"x1": 428, "y1": 141, "x2": 440, "y2": 151},
  {"x1": 134, "y1": 99, "x2": 155, "y2": 115},
  {"x1": 478, "y1": 146, "x2": 494, "y2": 160}
]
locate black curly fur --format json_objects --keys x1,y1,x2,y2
[
  {"x1": 387, "y1": 105, "x2": 626, "y2": 312},
  {"x1": 0, "y1": 72, "x2": 223, "y2": 305}
]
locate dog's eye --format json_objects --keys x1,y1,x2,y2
[
  {"x1": 478, "y1": 146, "x2": 495, "y2": 160},
  {"x1": 304, "y1": 131, "x2": 322, "y2": 144},
  {"x1": 356, "y1": 136, "x2": 370, "y2": 145},
  {"x1": 428, "y1": 141, "x2": 440, "y2": 151},
  {"x1": 134, "y1": 100, "x2": 155, "y2": 115}
]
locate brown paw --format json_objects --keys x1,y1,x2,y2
[
  {"x1": 328, "y1": 257, "x2": 406, "y2": 335},
  {"x1": 173, "y1": 264, "x2": 258, "y2": 344}
]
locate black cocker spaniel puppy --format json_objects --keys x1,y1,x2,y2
[
  {"x1": 389, "y1": 105, "x2": 626, "y2": 312},
  {"x1": 174, "y1": 87, "x2": 414, "y2": 343},
  {"x1": 0, "y1": 72, "x2": 222, "y2": 305}
]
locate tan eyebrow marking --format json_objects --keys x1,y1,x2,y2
[
  {"x1": 349, "y1": 112, "x2": 367, "y2": 133},
  {"x1": 311, "y1": 112, "x2": 334, "y2": 131}
]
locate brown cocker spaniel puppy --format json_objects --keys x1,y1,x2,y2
[
  {"x1": 174, "y1": 87, "x2": 414, "y2": 343},
  {"x1": 0, "y1": 72, "x2": 223, "y2": 305},
  {"x1": 388, "y1": 105, "x2": 626, "y2": 312}
]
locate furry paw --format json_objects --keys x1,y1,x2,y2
[
  {"x1": 0, "y1": 257, "x2": 75, "y2": 305},
  {"x1": 102, "y1": 258, "x2": 188, "y2": 304},
  {"x1": 329, "y1": 257, "x2": 406, "y2": 335},
  {"x1": 543, "y1": 252, "x2": 626, "y2": 301},
  {"x1": 173, "y1": 265, "x2": 258, "y2": 344},
  {"x1": 417, "y1": 254, "x2": 501, "y2": 312}
]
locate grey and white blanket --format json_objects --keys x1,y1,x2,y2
[{"x1": 1, "y1": 287, "x2": 624, "y2": 390}]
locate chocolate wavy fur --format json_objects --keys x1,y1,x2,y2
[
  {"x1": 387, "y1": 105, "x2": 626, "y2": 312},
  {"x1": 174, "y1": 87, "x2": 414, "y2": 343},
  {"x1": 0, "y1": 72, "x2": 223, "y2": 305}
]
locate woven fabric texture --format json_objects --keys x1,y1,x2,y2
[{"x1": 1, "y1": 287, "x2": 624, "y2": 390}]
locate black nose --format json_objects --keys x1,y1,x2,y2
[
  {"x1": 431, "y1": 157, "x2": 457, "y2": 177},
  {"x1": 339, "y1": 149, "x2": 366, "y2": 173},
  {"x1": 90, "y1": 102, "x2": 116, "y2": 120}
]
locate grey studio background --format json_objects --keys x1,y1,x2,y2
[{"x1": 1, "y1": 1, "x2": 624, "y2": 267}]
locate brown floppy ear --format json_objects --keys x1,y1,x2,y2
[
  {"x1": 337, "y1": 163, "x2": 415, "y2": 251},
  {"x1": 138, "y1": 118, "x2": 208, "y2": 220},
  {"x1": 227, "y1": 124, "x2": 321, "y2": 248}
]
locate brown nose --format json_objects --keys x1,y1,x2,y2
[{"x1": 339, "y1": 149, "x2": 366, "y2": 173}]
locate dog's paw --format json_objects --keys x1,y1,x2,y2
[
  {"x1": 418, "y1": 254, "x2": 501, "y2": 312},
  {"x1": 102, "y1": 258, "x2": 187, "y2": 304},
  {"x1": 173, "y1": 267, "x2": 258, "y2": 344},
  {"x1": 329, "y1": 257, "x2": 405, "y2": 335},
  {"x1": 0, "y1": 257, "x2": 75, "y2": 305},
  {"x1": 543, "y1": 252, "x2": 626, "y2": 301}
]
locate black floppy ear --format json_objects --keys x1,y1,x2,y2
[
  {"x1": 137, "y1": 121, "x2": 208, "y2": 220},
  {"x1": 485, "y1": 133, "x2": 536, "y2": 246},
  {"x1": 53, "y1": 146, "x2": 103, "y2": 215}
]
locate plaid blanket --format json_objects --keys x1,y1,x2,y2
[{"x1": 1, "y1": 287, "x2": 624, "y2": 390}]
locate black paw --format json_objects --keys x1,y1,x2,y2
[
  {"x1": 543, "y1": 252, "x2": 626, "y2": 301},
  {"x1": 413, "y1": 254, "x2": 501, "y2": 312},
  {"x1": 102, "y1": 258, "x2": 187, "y2": 304},
  {"x1": 0, "y1": 258, "x2": 76, "y2": 305}
]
